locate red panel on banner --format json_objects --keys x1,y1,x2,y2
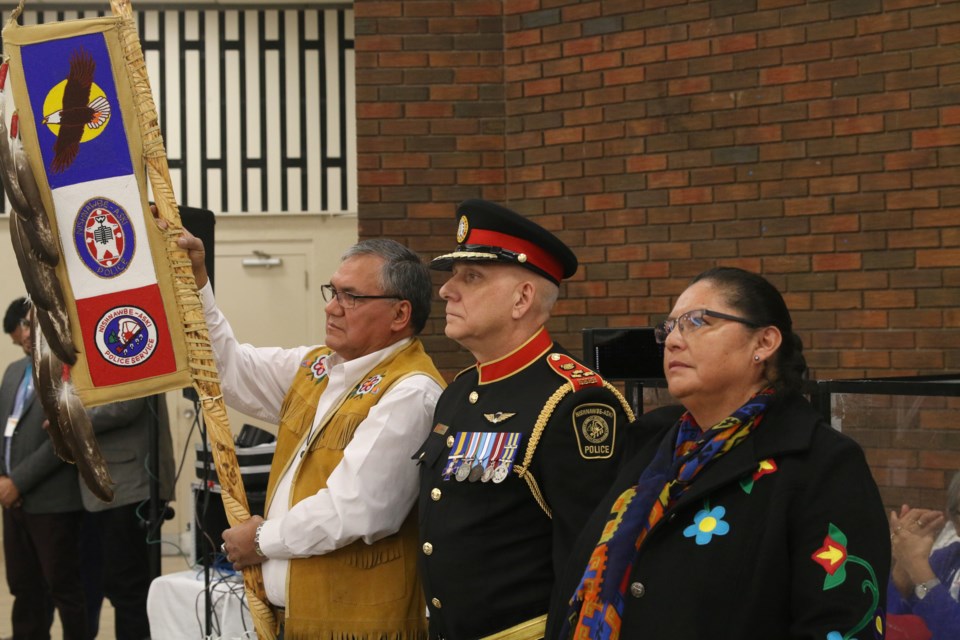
[{"x1": 75, "y1": 285, "x2": 177, "y2": 386}]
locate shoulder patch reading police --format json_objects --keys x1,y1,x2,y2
[{"x1": 572, "y1": 403, "x2": 616, "y2": 459}]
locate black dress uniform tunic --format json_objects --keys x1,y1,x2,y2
[{"x1": 415, "y1": 328, "x2": 634, "y2": 640}]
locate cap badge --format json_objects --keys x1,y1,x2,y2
[{"x1": 456, "y1": 215, "x2": 469, "y2": 244}]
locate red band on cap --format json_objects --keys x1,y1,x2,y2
[{"x1": 467, "y1": 229, "x2": 564, "y2": 282}]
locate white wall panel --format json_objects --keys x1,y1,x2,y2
[{"x1": 2, "y1": 7, "x2": 355, "y2": 215}]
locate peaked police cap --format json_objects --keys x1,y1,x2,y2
[{"x1": 429, "y1": 199, "x2": 578, "y2": 285}]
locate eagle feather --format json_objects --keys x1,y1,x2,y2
[
  {"x1": 31, "y1": 311, "x2": 75, "y2": 463},
  {"x1": 56, "y1": 380, "x2": 114, "y2": 503}
]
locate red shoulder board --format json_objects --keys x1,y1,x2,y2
[{"x1": 546, "y1": 353, "x2": 604, "y2": 392}]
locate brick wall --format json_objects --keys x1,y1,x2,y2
[{"x1": 355, "y1": 0, "x2": 960, "y2": 508}]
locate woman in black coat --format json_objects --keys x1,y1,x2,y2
[{"x1": 547, "y1": 267, "x2": 891, "y2": 640}]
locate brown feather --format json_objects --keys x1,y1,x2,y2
[
  {"x1": 34, "y1": 305, "x2": 77, "y2": 379},
  {"x1": 57, "y1": 381, "x2": 113, "y2": 503},
  {"x1": 31, "y1": 311, "x2": 75, "y2": 463},
  {"x1": 0, "y1": 77, "x2": 58, "y2": 263},
  {"x1": 12, "y1": 135, "x2": 59, "y2": 265},
  {"x1": 9, "y1": 211, "x2": 58, "y2": 311},
  {"x1": 9, "y1": 214, "x2": 77, "y2": 364}
]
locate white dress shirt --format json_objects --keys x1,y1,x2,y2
[{"x1": 200, "y1": 284, "x2": 442, "y2": 606}]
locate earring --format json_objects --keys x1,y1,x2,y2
[{"x1": 753, "y1": 355, "x2": 761, "y2": 362}]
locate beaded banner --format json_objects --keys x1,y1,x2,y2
[
  {"x1": 2, "y1": 5, "x2": 275, "y2": 637},
  {"x1": 2, "y1": 16, "x2": 191, "y2": 405}
]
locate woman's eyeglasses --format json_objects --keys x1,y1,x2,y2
[
  {"x1": 320, "y1": 284, "x2": 400, "y2": 309},
  {"x1": 654, "y1": 308, "x2": 761, "y2": 344}
]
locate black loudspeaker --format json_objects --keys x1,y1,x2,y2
[
  {"x1": 193, "y1": 484, "x2": 267, "y2": 567},
  {"x1": 178, "y1": 206, "x2": 216, "y2": 401},
  {"x1": 179, "y1": 206, "x2": 216, "y2": 291}
]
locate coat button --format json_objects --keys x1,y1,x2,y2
[
  {"x1": 629, "y1": 582, "x2": 645, "y2": 598},
  {"x1": 431, "y1": 597, "x2": 442, "y2": 608},
  {"x1": 422, "y1": 542, "x2": 433, "y2": 555},
  {"x1": 446, "y1": 435, "x2": 455, "y2": 448},
  {"x1": 469, "y1": 391, "x2": 479, "y2": 404},
  {"x1": 431, "y1": 488, "x2": 442, "y2": 501}
]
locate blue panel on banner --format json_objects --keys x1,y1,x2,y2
[{"x1": 21, "y1": 32, "x2": 133, "y2": 189}]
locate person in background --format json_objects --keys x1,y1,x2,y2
[
  {"x1": 547, "y1": 267, "x2": 891, "y2": 640},
  {"x1": 179, "y1": 232, "x2": 444, "y2": 638},
  {"x1": 887, "y1": 470, "x2": 960, "y2": 639},
  {"x1": 80, "y1": 395, "x2": 175, "y2": 640},
  {"x1": 0, "y1": 297, "x2": 86, "y2": 639},
  {"x1": 415, "y1": 200, "x2": 638, "y2": 639}
]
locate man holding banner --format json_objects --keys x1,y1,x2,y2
[{"x1": 181, "y1": 232, "x2": 443, "y2": 638}]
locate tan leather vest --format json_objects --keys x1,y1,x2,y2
[{"x1": 267, "y1": 339, "x2": 442, "y2": 639}]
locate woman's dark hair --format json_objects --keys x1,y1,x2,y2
[{"x1": 691, "y1": 267, "x2": 807, "y2": 394}]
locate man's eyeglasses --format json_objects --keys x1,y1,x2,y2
[
  {"x1": 654, "y1": 308, "x2": 761, "y2": 344},
  {"x1": 320, "y1": 284, "x2": 400, "y2": 309}
]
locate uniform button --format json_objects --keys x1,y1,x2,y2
[
  {"x1": 431, "y1": 597, "x2": 442, "y2": 609},
  {"x1": 446, "y1": 435, "x2": 455, "y2": 448},
  {"x1": 422, "y1": 542, "x2": 433, "y2": 555},
  {"x1": 431, "y1": 488, "x2": 442, "y2": 501},
  {"x1": 629, "y1": 582, "x2": 645, "y2": 598},
  {"x1": 469, "y1": 391, "x2": 479, "y2": 404}
]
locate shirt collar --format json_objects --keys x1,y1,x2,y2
[
  {"x1": 476, "y1": 327, "x2": 553, "y2": 385},
  {"x1": 328, "y1": 337, "x2": 413, "y2": 382}
]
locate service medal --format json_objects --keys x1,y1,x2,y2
[
  {"x1": 455, "y1": 459, "x2": 473, "y2": 482},
  {"x1": 456, "y1": 432, "x2": 481, "y2": 481},
  {"x1": 469, "y1": 464, "x2": 484, "y2": 482},
  {"x1": 481, "y1": 464, "x2": 496, "y2": 482},
  {"x1": 492, "y1": 463, "x2": 510, "y2": 483}
]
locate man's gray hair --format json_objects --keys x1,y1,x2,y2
[{"x1": 342, "y1": 239, "x2": 432, "y2": 334}]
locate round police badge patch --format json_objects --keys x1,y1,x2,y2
[
  {"x1": 73, "y1": 197, "x2": 136, "y2": 278},
  {"x1": 94, "y1": 306, "x2": 157, "y2": 366}
]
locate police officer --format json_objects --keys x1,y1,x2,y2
[{"x1": 415, "y1": 200, "x2": 635, "y2": 639}]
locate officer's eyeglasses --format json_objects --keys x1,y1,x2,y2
[
  {"x1": 320, "y1": 284, "x2": 400, "y2": 309},
  {"x1": 654, "y1": 308, "x2": 761, "y2": 344}
]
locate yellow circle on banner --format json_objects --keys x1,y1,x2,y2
[{"x1": 41, "y1": 80, "x2": 110, "y2": 142}]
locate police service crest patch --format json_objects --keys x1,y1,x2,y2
[
  {"x1": 73, "y1": 197, "x2": 135, "y2": 278},
  {"x1": 572, "y1": 403, "x2": 616, "y2": 459},
  {"x1": 94, "y1": 305, "x2": 158, "y2": 366}
]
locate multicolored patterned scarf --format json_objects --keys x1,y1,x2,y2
[{"x1": 561, "y1": 388, "x2": 776, "y2": 640}]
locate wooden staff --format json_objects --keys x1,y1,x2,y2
[{"x1": 105, "y1": 0, "x2": 277, "y2": 637}]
